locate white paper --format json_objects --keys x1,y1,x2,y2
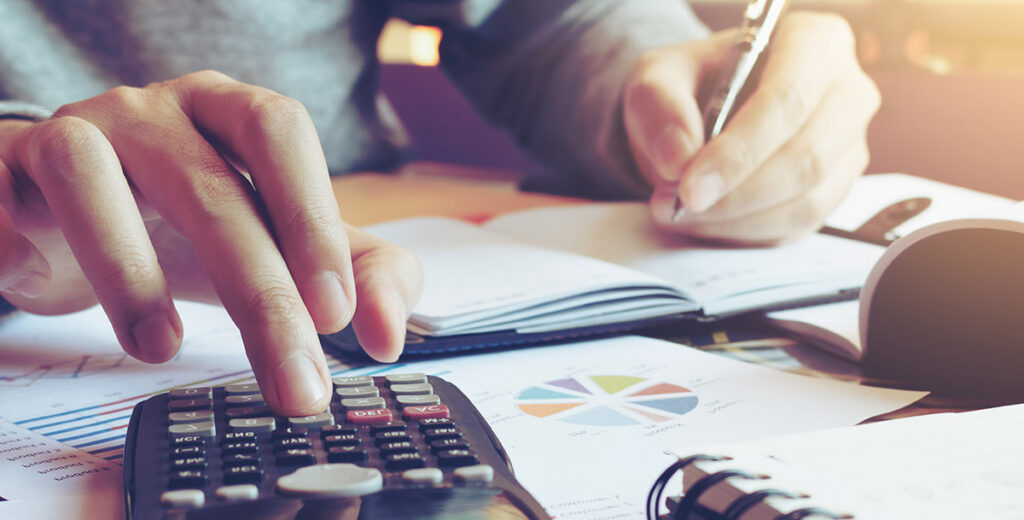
[
  {"x1": 339, "y1": 335, "x2": 927, "y2": 519},
  {"x1": 485, "y1": 203, "x2": 884, "y2": 315},
  {"x1": 766, "y1": 300, "x2": 862, "y2": 360}
]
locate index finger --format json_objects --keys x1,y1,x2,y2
[{"x1": 679, "y1": 12, "x2": 856, "y2": 213}]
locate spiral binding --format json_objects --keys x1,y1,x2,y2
[{"x1": 647, "y1": 454, "x2": 852, "y2": 520}]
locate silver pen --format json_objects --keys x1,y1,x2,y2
[{"x1": 673, "y1": 0, "x2": 790, "y2": 222}]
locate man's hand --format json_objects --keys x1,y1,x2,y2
[
  {"x1": 0, "y1": 71, "x2": 422, "y2": 416},
  {"x1": 624, "y1": 12, "x2": 881, "y2": 243}
]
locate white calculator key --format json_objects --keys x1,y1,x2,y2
[
  {"x1": 335, "y1": 386, "x2": 379, "y2": 399},
  {"x1": 288, "y1": 413, "x2": 334, "y2": 428},
  {"x1": 402, "y1": 468, "x2": 443, "y2": 486},
  {"x1": 229, "y1": 417, "x2": 276, "y2": 433},
  {"x1": 161, "y1": 489, "x2": 205, "y2": 508},
  {"x1": 168, "y1": 410, "x2": 215, "y2": 424},
  {"x1": 396, "y1": 394, "x2": 440, "y2": 406},
  {"x1": 385, "y1": 373, "x2": 427, "y2": 385},
  {"x1": 168, "y1": 422, "x2": 216, "y2": 438},
  {"x1": 332, "y1": 376, "x2": 373, "y2": 388},
  {"x1": 390, "y1": 383, "x2": 433, "y2": 395},
  {"x1": 454, "y1": 464, "x2": 494, "y2": 484},
  {"x1": 340, "y1": 397, "x2": 386, "y2": 411},
  {"x1": 168, "y1": 387, "x2": 212, "y2": 400},
  {"x1": 215, "y1": 484, "x2": 260, "y2": 501},
  {"x1": 277, "y1": 463, "x2": 383, "y2": 497},
  {"x1": 224, "y1": 383, "x2": 261, "y2": 395}
]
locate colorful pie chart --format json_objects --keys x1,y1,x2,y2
[{"x1": 515, "y1": 375, "x2": 699, "y2": 426}]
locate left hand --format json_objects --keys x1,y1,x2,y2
[{"x1": 623, "y1": 12, "x2": 881, "y2": 244}]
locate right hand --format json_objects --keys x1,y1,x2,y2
[{"x1": 0, "y1": 70, "x2": 423, "y2": 416}]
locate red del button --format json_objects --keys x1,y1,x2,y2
[
  {"x1": 347, "y1": 408, "x2": 393, "y2": 424},
  {"x1": 403, "y1": 405, "x2": 450, "y2": 421}
]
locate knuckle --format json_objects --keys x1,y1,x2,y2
[
  {"x1": 280, "y1": 204, "x2": 339, "y2": 239},
  {"x1": 180, "y1": 167, "x2": 253, "y2": 227},
  {"x1": 30, "y1": 117, "x2": 109, "y2": 177},
  {"x1": 243, "y1": 94, "x2": 311, "y2": 137},
  {"x1": 243, "y1": 281, "x2": 307, "y2": 328},
  {"x1": 93, "y1": 249, "x2": 161, "y2": 296},
  {"x1": 797, "y1": 145, "x2": 827, "y2": 189},
  {"x1": 712, "y1": 136, "x2": 753, "y2": 177},
  {"x1": 768, "y1": 80, "x2": 812, "y2": 123},
  {"x1": 180, "y1": 69, "x2": 234, "y2": 87}
]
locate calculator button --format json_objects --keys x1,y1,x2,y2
[
  {"x1": 403, "y1": 405, "x2": 450, "y2": 421},
  {"x1": 170, "y1": 435, "x2": 204, "y2": 447},
  {"x1": 169, "y1": 422, "x2": 216, "y2": 438},
  {"x1": 320, "y1": 425, "x2": 359, "y2": 438},
  {"x1": 340, "y1": 397, "x2": 386, "y2": 411},
  {"x1": 332, "y1": 376, "x2": 374, "y2": 388},
  {"x1": 272, "y1": 426, "x2": 309, "y2": 440},
  {"x1": 168, "y1": 410, "x2": 215, "y2": 424},
  {"x1": 225, "y1": 405, "x2": 271, "y2": 419},
  {"x1": 378, "y1": 441, "x2": 418, "y2": 456},
  {"x1": 368, "y1": 422, "x2": 407, "y2": 435},
  {"x1": 222, "y1": 464, "x2": 264, "y2": 485},
  {"x1": 323, "y1": 434, "x2": 361, "y2": 447},
  {"x1": 454, "y1": 464, "x2": 494, "y2": 484},
  {"x1": 384, "y1": 452, "x2": 426, "y2": 471},
  {"x1": 170, "y1": 457, "x2": 208, "y2": 471},
  {"x1": 275, "y1": 448, "x2": 316, "y2": 467},
  {"x1": 390, "y1": 383, "x2": 433, "y2": 396},
  {"x1": 276, "y1": 463, "x2": 383, "y2": 497},
  {"x1": 273, "y1": 437, "x2": 313, "y2": 451},
  {"x1": 423, "y1": 427, "x2": 461, "y2": 443},
  {"x1": 161, "y1": 489, "x2": 205, "y2": 508},
  {"x1": 346, "y1": 408, "x2": 393, "y2": 425},
  {"x1": 430, "y1": 439, "x2": 470, "y2": 454},
  {"x1": 229, "y1": 417, "x2": 276, "y2": 433},
  {"x1": 168, "y1": 398, "x2": 213, "y2": 412},
  {"x1": 335, "y1": 386, "x2": 379, "y2": 399},
  {"x1": 171, "y1": 446, "x2": 205, "y2": 457},
  {"x1": 222, "y1": 432, "x2": 257, "y2": 443},
  {"x1": 225, "y1": 394, "x2": 265, "y2": 406},
  {"x1": 223, "y1": 453, "x2": 261, "y2": 466},
  {"x1": 169, "y1": 387, "x2": 213, "y2": 400},
  {"x1": 385, "y1": 373, "x2": 427, "y2": 385},
  {"x1": 396, "y1": 395, "x2": 441, "y2": 407},
  {"x1": 436, "y1": 449, "x2": 478, "y2": 467},
  {"x1": 215, "y1": 484, "x2": 259, "y2": 501},
  {"x1": 374, "y1": 431, "x2": 413, "y2": 445},
  {"x1": 225, "y1": 383, "x2": 261, "y2": 395},
  {"x1": 289, "y1": 412, "x2": 334, "y2": 428},
  {"x1": 168, "y1": 470, "x2": 207, "y2": 489},
  {"x1": 326, "y1": 445, "x2": 368, "y2": 463},
  {"x1": 417, "y1": 418, "x2": 454, "y2": 431},
  {"x1": 221, "y1": 441, "x2": 260, "y2": 455},
  {"x1": 402, "y1": 468, "x2": 443, "y2": 486}
]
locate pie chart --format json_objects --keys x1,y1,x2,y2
[{"x1": 514, "y1": 375, "x2": 699, "y2": 426}]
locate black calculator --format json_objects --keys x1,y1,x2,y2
[{"x1": 124, "y1": 374, "x2": 550, "y2": 519}]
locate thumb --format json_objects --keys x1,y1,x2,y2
[{"x1": 624, "y1": 46, "x2": 706, "y2": 186}]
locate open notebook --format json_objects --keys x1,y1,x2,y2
[
  {"x1": 662, "y1": 404, "x2": 1024, "y2": 519},
  {"x1": 323, "y1": 202, "x2": 882, "y2": 355}
]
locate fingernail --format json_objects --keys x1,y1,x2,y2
[
  {"x1": 7, "y1": 270, "x2": 48, "y2": 298},
  {"x1": 684, "y1": 171, "x2": 725, "y2": 213},
  {"x1": 131, "y1": 311, "x2": 182, "y2": 363},
  {"x1": 309, "y1": 271, "x2": 352, "y2": 332},
  {"x1": 650, "y1": 127, "x2": 696, "y2": 182},
  {"x1": 274, "y1": 355, "x2": 328, "y2": 412}
]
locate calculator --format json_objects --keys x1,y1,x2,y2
[{"x1": 124, "y1": 374, "x2": 550, "y2": 519}]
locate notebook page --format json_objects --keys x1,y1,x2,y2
[
  {"x1": 675, "y1": 405, "x2": 1024, "y2": 519},
  {"x1": 363, "y1": 217, "x2": 691, "y2": 331},
  {"x1": 485, "y1": 203, "x2": 884, "y2": 314}
]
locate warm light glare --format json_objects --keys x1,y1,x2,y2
[{"x1": 409, "y1": 26, "x2": 442, "y2": 67}]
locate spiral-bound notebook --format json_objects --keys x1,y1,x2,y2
[{"x1": 657, "y1": 404, "x2": 1024, "y2": 520}]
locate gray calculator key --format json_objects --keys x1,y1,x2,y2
[
  {"x1": 385, "y1": 373, "x2": 427, "y2": 385},
  {"x1": 169, "y1": 387, "x2": 213, "y2": 400},
  {"x1": 225, "y1": 383, "x2": 261, "y2": 395},
  {"x1": 396, "y1": 394, "x2": 441, "y2": 406},
  {"x1": 215, "y1": 484, "x2": 259, "y2": 501},
  {"x1": 161, "y1": 489, "x2": 205, "y2": 508},
  {"x1": 332, "y1": 376, "x2": 373, "y2": 388},
  {"x1": 168, "y1": 410, "x2": 215, "y2": 424},
  {"x1": 229, "y1": 417, "x2": 276, "y2": 433},
  {"x1": 169, "y1": 422, "x2": 216, "y2": 438},
  {"x1": 340, "y1": 397, "x2": 386, "y2": 411},
  {"x1": 335, "y1": 386, "x2": 379, "y2": 399},
  {"x1": 454, "y1": 464, "x2": 494, "y2": 483},
  {"x1": 225, "y1": 394, "x2": 265, "y2": 406},
  {"x1": 390, "y1": 383, "x2": 433, "y2": 396},
  {"x1": 277, "y1": 463, "x2": 383, "y2": 497},
  {"x1": 402, "y1": 468, "x2": 443, "y2": 486},
  {"x1": 289, "y1": 413, "x2": 335, "y2": 428}
]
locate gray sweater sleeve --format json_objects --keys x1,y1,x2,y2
[{"x1": 388, "y1": 0, "x2": 709, "y2": 199}]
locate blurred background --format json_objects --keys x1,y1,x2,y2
[{"x1": 377, "y1": 0, "x2": 1024, "y2": 198}]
